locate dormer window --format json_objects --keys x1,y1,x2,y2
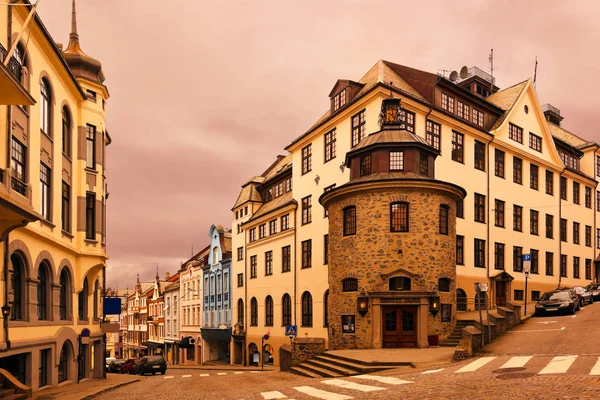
[
  {"x1": 389, "y1": 277, "x2": 411, "y2": 291},
  {"x1": 419, "y1": 153, "x2": 429, "y2": 175},
  {"x1": 389, "y1": 151, "x2": 404, "y2": 171},
  {"x1": 333, "y1": 89, "x2": 346, "y2": 111},
  {"x1": 360, "y1": 154, "x2": 372, "y2": 177}
]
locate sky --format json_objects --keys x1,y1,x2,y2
[{"x1": 36, "y1": 0, "x2": 600, "y2": 288}]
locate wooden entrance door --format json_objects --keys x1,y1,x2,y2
[
  {"x1": 382, "y1": 306, "x2": 418, "y2": 348},
  {"x1": 496, "y1": 281, "x2": 507, "y2": 306}
]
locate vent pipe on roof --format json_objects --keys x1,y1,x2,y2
[{"x1": 541, "y1": 103, "x2": 563, "y2": 126}]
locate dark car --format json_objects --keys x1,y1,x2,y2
[
  {"x1": 130, "y1": 356, "x2": 167, "y2": 375},
  {"x1": 586, "y1": 283, "x2": 600, "y2": 300},
  {"x1": 108, "y1": 359, "x2": 127, "y2": 373},
  {"x1": 120, "y1": 358, "x2": 138, "y2": 374},
  {"x1": 571, "y1": 286, "x2": 593, "y2": 306},
  {"x1": 535, "y1": 290, "x2": 580, "y2": 316}
]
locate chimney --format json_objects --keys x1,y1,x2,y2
[
  {"x1": 542, "y1": 103, "x2": 563, "y2": 127},
  {"x1": 165, "y1": 272, "x2": 170, "y2": 281}
]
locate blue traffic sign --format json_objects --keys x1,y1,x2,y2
[
  {"x1": 523, "y1": 254, "x2": 531, "y2": 262},
  {"x1": 285, "y1": 325, "x2": 297, "y2": 337}
]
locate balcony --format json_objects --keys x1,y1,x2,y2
[
  {"x1": 0, "y1": 42, "x2": 34, "y2": 106},
  {"x1": 10, "y1": 176, "x2": 26, "y2": 197}
]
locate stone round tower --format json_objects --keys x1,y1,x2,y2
[{"x1": 320, "y1": 98, "x2": 466, "y2": 350}]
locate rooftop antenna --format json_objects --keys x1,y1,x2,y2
[
  {"x1": 389, "y1": 81, "x2": 394, "y2": 97},
  {"x1": 489, "y1": 48, "x2": 494, "y2": 94},
  {"x1": 459, "y1": 66, "x2": 469, "y2": 79},
  {"x1": 438, "y1": 69, "x2": 452, "y2": 79},
  {"x1": 449, "y1": 70, "x2": 458, "y2": 82}
]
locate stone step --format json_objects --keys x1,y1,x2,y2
[
  {"x1": 289, "y1": 366, "x2": 321, "y2": 378},
  {"x1": 298, "y1": 362, "x2": 343, "y2": 378},
  {"x1": 305, "y1": 359, "x2": 356, "y2": 376},
  {"x1": 321, "y1": 352, "x2": 412, "y2": 367},
  {"x1": 439, "y1": 342, "x2": 460, "y2": 347},
  {"x1": 0, "y1": 388, "x2": 16, "y2": 397},
  {"x1": 315, "y1": 355, "x2": 398, "y2": 374},
  {"x1": 2, "y1": 394, "x2": 26, "y2": 400}
]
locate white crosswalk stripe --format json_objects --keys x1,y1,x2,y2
[
  {"x1": 455, "y1": 357, "x2": 496, "y2": 373},
  {"x1": 350, "y1": 374, "x2": 413, "y2": 385},
  {"x1": 539, "y1": 355, "x2": 577, "y2": 374},
  {"x1": 217, "y1": 372, "x2": 227, "y2": 376},
  {"x1": 590, "y1": 357, "x2": 600, "y2": 376},
  {"x1": 261, "y1": 392, "x2": 287, "y2": 399},
  {"x1": 234, "y1": 371, "x2": 245, "y2": 374},
  {"x1": 182, "y1": 374, "x2": 191, "y2": 378},
  {"x1": 322, "y1": 379, "x2": 385, "y2": 392},
  {"x1": 163, "y1": 375, "x2": 174, "y2": 379},
  {"x1": 294, "y1": 386, "x2": 353, "y2": 400},
  {"x1": 499, "y1": 356, "x2": 532, "y2": 369},
  {"x1": 199, "y1": 373, "x2": 209, "y2": 377},
  {"x1": 421, "y1": 368, "x2": 444, "y2": 374}
]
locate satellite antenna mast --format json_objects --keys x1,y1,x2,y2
[{"x1": 489, "y1": 48, "x2": 494, "y2": 93}]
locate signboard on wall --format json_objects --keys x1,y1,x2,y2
[
  {"x1": 441, "y1": 304, "x2": 452, "y2": 323},
  {"x1": 341, "y1": 315, "x2": 355, "y2": 334},
  {"x1": 104, "y1": 298, "x2": 122, "y2": 315}
]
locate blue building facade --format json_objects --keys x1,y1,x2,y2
[{"x1": 201, "y1": 224, "x2": 232, "y2": 362}]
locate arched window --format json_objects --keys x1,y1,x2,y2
[
  {"x1": 439, "y1": 205, "x2": 449, "y2": 235},
  {"x1": 213, "y1": 247, "x2": 218, "y2": 265},
  {"x1": 342, "y1": 278, "x2": 358, "y2": 292},
  {"x1": 456, "y1": 288, "x2": 467, "y2": 311},
  {"x1": 37, "y1": 262, "x2": 50, "y2": 320},
  {"x1": 250, "y1": 297, "x2": 258, "y2": 326},
  {"x1": 282, "y1": 294, "x2": 291, "y2": 326},
  {"x1": 58, "y1": 341, "x2": 70, "y2": 383},
  {"x1": 13, "y1": 42, "x2": 27, "y2": 85},
  {"x1": 93, "y1": 280, "x2": 99, "y2": 320},
  {"x1": 40, "y1": 78, "x2": 51, "y2": 136},
  {"x1": 438, "y1": 278, "x2": 451, "y2": 292},
  {"x1": 265, "y1": 296, "x2": 273, "y2": 326},
  {"x1": 389, "y1": 277, "x2": 411, "y2": 291},
  {"x1": 343, "y1": 206, "x2": 356, "y2": 236},
  {"x1": 237, "y1": 298, "x2": 244, "y2": 324},
  {"x1": 62, "y1": 107, "x2": 71, "y2": 157},
  {"x1": 78, "y1": 279, "x2": 89, "y2": 320},
  {"x1": 10, "y1": 253, "x2": 26, "y2": 321},
  {"x1": 474, "y1": 292, "x2": 487, "y2": 310},
  {"x1": 323, "y1": 290, "x2": 329, "y2": 327},
  {"x1": 301, "y1": 291, "x2": 312, "y2": 327},
  {"x1": 390, "y1": 202, "x2": 409, "y2": 232},
  {"x1": 60, "y1": 268, "x2": 71, "y2": 320}
]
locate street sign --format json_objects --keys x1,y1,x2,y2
[
  {"x1": 285, "y1": 325, "x2": 297, "y2": 337},
  {"x1": 523, "y1": 254, "x2": 532, "y2": 262},
  {"x1": 523, "y1": 254, "x2": 531, "y2": 274},
  {"x1": 80, "y1": 328, "x2": 90, "y2": 344},
  {"x1": 263, "y1": 334, "x2": 270, "y2": 341}
]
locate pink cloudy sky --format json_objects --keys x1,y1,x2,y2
[{"x1": 37, "y1": 0, "x2": 600, "y2": 288}]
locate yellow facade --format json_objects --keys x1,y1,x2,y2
[{"x1": 0, "y1": 1, "x2": 109, "y2": 390}]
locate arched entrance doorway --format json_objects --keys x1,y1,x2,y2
[
  {"x1": 248, "y1": 343, "x2": 259, "y2": 366},
  {"x1": 456, "y1": 289, "x2": 467, "y2": 311},
  {"x1": 262, "y1": 344, "x2": 274, "y2": 365},
  {"x1": 59, "y1": 340, "x2": 73, "y2": 383}
]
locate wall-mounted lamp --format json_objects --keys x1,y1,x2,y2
[
  {"x1": 339, "y1": 162, "x2": 345, "y2": 173},
  {"x1": 1, "y1": 304, "x2": 10, "y2": 318},
  {"x1": 357, "y1": 290, "x2": 369, "y2": 317},
  {"x1": 430, "y1": 295, "x2": 440, "y2": 316},
  {"x1": 314, "y1": 175, "x2": 320, "y2": 185}
]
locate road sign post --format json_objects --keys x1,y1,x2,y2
[{"x1": 523, "y1": 254, "x2": 531, "y2": 317}]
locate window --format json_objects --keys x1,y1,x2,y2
[
  {"x1": 573, "y1": 182, "x2": 580, "y2": 204},
  {"x1": 546, "y1": 214, "x2": 554, "y2": 239},
  {"x1": 265, "y1": 251, "x2": 273, "y2": 276},
  {"x1": 573, "y1": 257, "x2": 580, "y2": 279},
  {"x1": 419, "y1": 153, "x2": 429, "y2": 175},
  {"x1": 438, "y1": 278, "x2": 451, "y2": 292},
  {"x1": 546, "y1": 252, "x2": 554, "y2": 276},
  {"x1": 586, "y1": 259, "x2": 592, "y2": 280},
  {"x1": 86, "y1": 124, "x2": 96, "y2": 169},
  {"x1": 11, "y1": 137, "x2": 26, "y2": 191},
  {"x1": 62, "y1": 107, "x2": 71, "y2": 156},
  {"x1": 474, "y1": 239, "x2": 485, "y2": 268},
  {"x1": 585, "y1": 187, "x2": 592, "y2": 208},
  {"x1": 324, "y1": 290, "x2": 329, "y2": 327},
  {"x1": 390, "y1": 202, "x2": 409, "y2": 232},
  {"x1": 426, "y1": 120, "x2": 441, "y2": 150},
  {"x1": 513, "y1": 246, "x2": 523, "y2": 272},
  {"x1": 456, "y1": 236, "x2": 464, "y2": 265},
  {"x1": 78, "y1": 279, "x2": 88, "y2": 320},
  {"x1": 513, "y1": 205, "x2": 523, "y2": 232},
  {"x1": 86, "y1": 89, "x2": 97, "y2": 102},
  {"x1": 301, "y1": 144, "x2": 312, "y2": 175},
  {"x1": 530, "y1": 164, "x2": 539, "y2": 190},
  {"x1": 508, "y1": 123, "x2": 523, "y2": 143},
  {"x1": 40, "y1": 163, "x2": 51, "y2": 220},
  {"x1": 324, "y1": 129, "x2": 336, "y2": 162},
  {"x1": 237, "y1": 247, "x2": 243, "y2": 261},
  {"x1": 494, "y1": 149, "x2": 505, "y2": 178},
  {"x1": 457, "y1": 101, "x2": 469, "y2": 120},
  {"x1": 573, "y1": 222, "x2": 580, "y2": 245},
  {"x1": 351, "y1": 110, "x2": 366, "y2": 147},
  {"x1": 301, "y1": 291, "x2": 313, "y2": 327},
  {"x1": 59, "y1": 269, "x2": 70, "y2": 320},
  {"x1": 494, "y1": 199, "x2": 505, "y2": 227},
  {"x1": 560, "y1": 254, "x2": 568, "y2": 277},
  {"x1": 531, "y1": 249, "x2": 539, "y2": 274},
  {"x1": 529, "y1": 133, "x2": 542, "y2": 152},
  {"x1": 281, "y1": 214, "x2": 290, "y2": 231},
  {"x1": 39, "y1": 348, "x2": 50, "y2": 387},
  {"x1": 360, "y1": 154, "x2": 372, "y2": 176},
  {"x1": 342, "y1": 206, "x2": 357, "y2": 236},
  {"x1": 259, "y1": 224, "x2": 266, "y2": 239},
  {"x1": 472, "y1": 108, "x2": 484, "y2": 127},
  {"x1": 302, "y1": 196, "x2": 312, "y2": 225},
  {"x1": 58, "y1": 343, "x2": 69, "y2": 383},
  {"x1": 494, "y1": 243, "x2": 505, "y2": 270},
  {"x1": 474, "y1": 193, "x2": 485, "y2": 223},
  {"x1": 513, "y1": 157, "x2": 522, "y2": 184},
  {"x1": 237, "y1": 299, "x2": 244, "y2": 324},
  {"x1": 62, "y1": 182, "x2": 70, "y2": 233},
  {"x1": 301, "y1": 240, "x2": 312, "y2": 269},
  {"x1": 560, "y1": 219, "x2": 567, "y2": 242},
  {"x1": 586, "y1": 225, "x2": 592, "y2": 247},
  {"x1": 93, "y1": 280, "x2": 99, "y2": 320},
  {"x1": 333, "y1": 89, "x2": 346, "y2": 111},
  {"x1": 37, "y1": 263, "x2": 50, "y2": 320},
  {"x1": 249, "y1": 228, "x2": 256, "y2": 242},
  {"x1": 439, "y1": 205, "x2": 449, "y2": 235},
  {"x1": 323, "y1": 235, "x2": 329, "y2": 265},
  {"x1": 237, "y1": 273, "x2": 243, "y2": 287},
  {"x1": 250, "y1": 297, "x2": 258, "y2": 326},
  {"x1": 598, "y1": 229, "x2": 600, "y2": 249},
  {"x1": 598, "y1": 192, "x2": 600, "y2": 212},
  {"x1": 277, "y1": 245, "x2": 290, "y2": 273},
  {"x1": 514, "y1": 290, "x2": 524, "y2": 301},
  {"x1": 250, "y1": 256, "x2": 257, "y2": 278},
  {"x1": 400, "y1": 109, "x2": 415, "y2": 132},
  {"x1": 265, "y1": 296, "x2": 273, "y2": 326},
  {"x1": 597, "y1": 156, "x2": 600, "y2": 177},
  {"x1": 546, "y1": 171, "x2": 554, "y2": 195},
  {"x1": 269, "y1": 219, "x2": 277, "y2": 235},
  {"x1": 457, "y1": 198, "x2": 464, "y2": 219},
  {"x1": 389, "y1": 151, "x2": 404, "y2": 171},
  {"x1": 532, "y1": 291, "x2": 541, "y2": 301},
  {"x1": 530, "y1": 210, "x2": 539, "y2": 235},
  {"x1": 285, "y1": 179, "x2": 292, "y2": 193},
  {"x1": 85, "y1": 192, "x2": 95, "y2": 240},
  {"x1": 389, "y1": 277, "x2": 411, "y2": 291},
  {"x1": 342, "y1": 278, "x2": 358, "y2": 292},
  {"x1": 441, "y1": 93, "x2": 454, "y2": 113},
  {"x1": 282, "y1": 294, "x2": 292, "y2": 326},
  {"x1": 559, "y1": 150, "x2": 579, "y2": 170},
  {"x1": 451, "y1": 131, "x2": 464, "y2": 163},
  {"x1": 471, "y1": 140, "x2": 485, "y2": 171},
  {"x1": 40, "y1": 78, "x2": 51, "y2": 135},
  {"x1": 560, "y1": 177, "x2": 567, "y2": 200}
]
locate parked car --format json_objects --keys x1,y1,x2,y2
[
  {"x1": 120, "y1": 358, "x2": 139, "y2": 374},
  {"x1": 108, "y1": 359, "x2": 127, "y2": 373},
  {"x1": 586, "y1": 283, "x2": 600, "y2": 300},
  {"x1": 571, "y1": 286, "x2": 593, "y2": 306},
  {"x1": 105, "y1": 357, "x2": 116, "y2": 371},
  {"x1": 130, "y1": 356, "x2": 167, "y2": 375},
  {"x1": 535, "y1": 290, "x2": 580, "y2": 315}
]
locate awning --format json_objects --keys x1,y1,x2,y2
[
  {"x1": 0, "y1": 62, "x2": 35, "y2": 106},
  {"x1": 201, "y1": 328, "x2": 232, "y2": 342},
  {"x1": 142, "y1": 341, "x2": 163, "y2": 348},
  {"x1": 179, "y1": 336, "x2": 196, "y2": 349}
]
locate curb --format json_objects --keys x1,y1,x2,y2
[
  {"x1": 168, "y1": 365, "x2": 276, "y2": 372},
  {"x1": 80, "y1": 378, "x2": 141, "y2": 400}
]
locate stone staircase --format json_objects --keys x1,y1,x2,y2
[
  {"x1": 0, "y1": 369, "x2": 30, "y2": 400},
  {"x1": 439, "y1": 319, "x2": 476, "y2": 347},
  {"x1": 289, "y1": 352, "x2": 411, "y2": 378}
]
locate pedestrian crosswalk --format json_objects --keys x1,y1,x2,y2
[{"x1": 163, "y1": 370, "x2": 269, "y2": 379}]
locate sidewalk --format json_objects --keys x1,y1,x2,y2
[
  {"x1": 327, "y1": 347, "x2": 456, "y2": 370},
  {"x1": 457, "y1": 302, "x2": 537, "y2": 322},
  {"x1": 169, "y1": 363, "x2": 276, "y2": 371},
  {"x1": 33, "y1": 374, "x2": 140, "y2": 400}
]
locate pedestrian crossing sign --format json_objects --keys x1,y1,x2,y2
[{"x1": 285, "y1": 325, "x2": 297, "y2": 337}]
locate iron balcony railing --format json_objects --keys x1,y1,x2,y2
[
  {"x1": 0, "y1": 42, "x2": 23, "y2": 82},
  {"x1": 11, "y1": 176, "x2": 26, "y2": 196}
]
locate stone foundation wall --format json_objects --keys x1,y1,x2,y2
[{"x1": 291, "y1": 338, "x2": 325, "y2": 365}]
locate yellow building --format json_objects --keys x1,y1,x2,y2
[
  {"x1": 231, "y1": 60, "x2": 600, "y2": 364},
  {"x1": 0, "y1": 0, "x2": 110, "y2": 390}
]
